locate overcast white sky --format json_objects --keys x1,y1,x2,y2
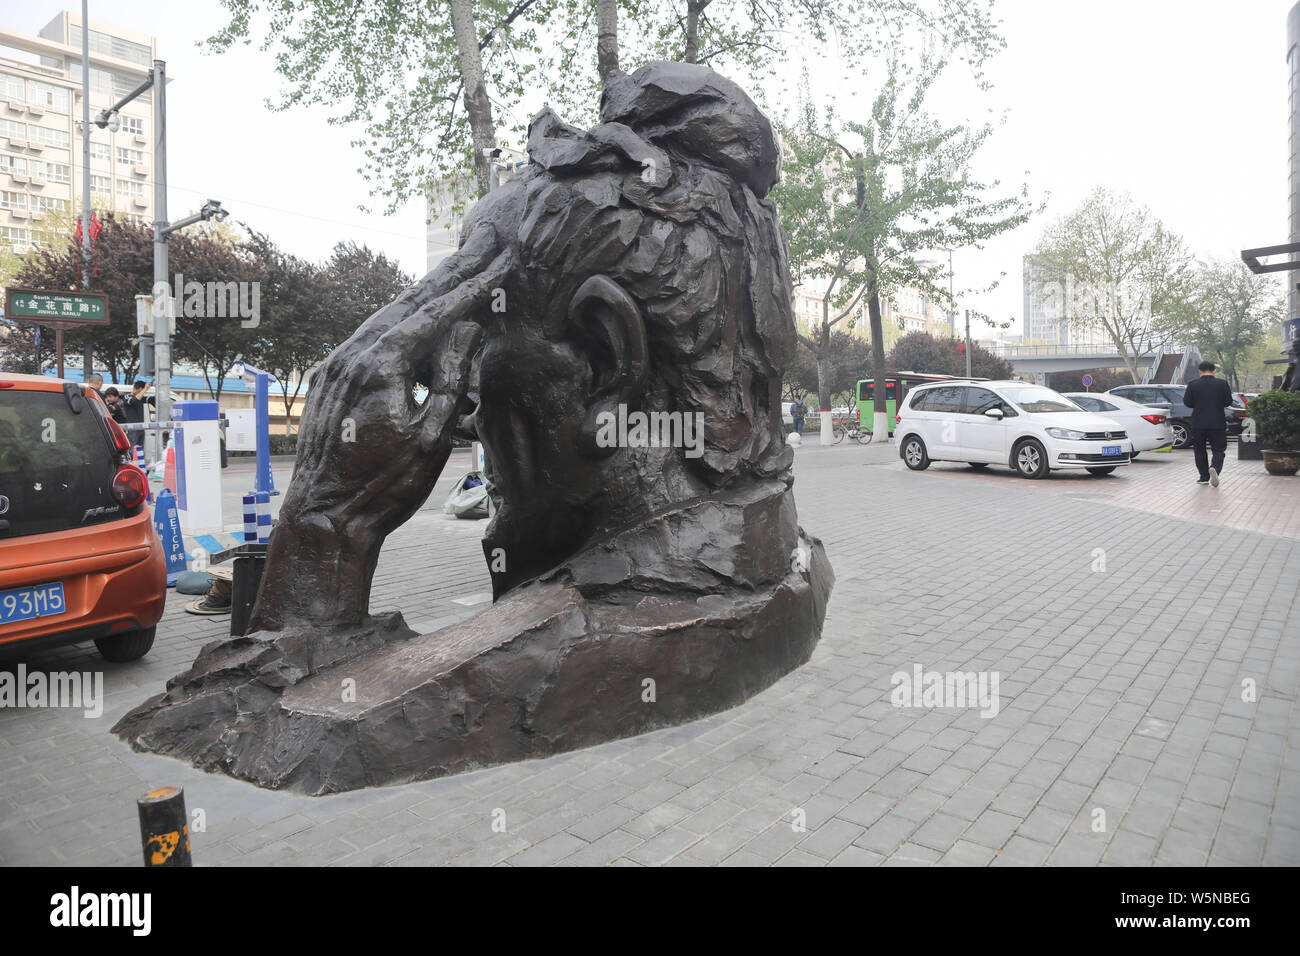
[{"x1": 7, "y1": 0, "x2": 1298, "y2": 337}]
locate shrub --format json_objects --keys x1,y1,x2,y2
[{"x1": 1248, "y1": 390, "x2": 1300, "y2": 449}]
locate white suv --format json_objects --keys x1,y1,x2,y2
[{"x1": 896, "y1": 381, "x2": 1134, "y2": 478}]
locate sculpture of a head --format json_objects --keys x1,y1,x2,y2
[{"x1": 462, "y1": 63, "x2": 797, "y2": 594}]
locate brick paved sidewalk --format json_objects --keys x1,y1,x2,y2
[{"x1": 2, "y1": 441, "x2": 1297, "y2": 866}]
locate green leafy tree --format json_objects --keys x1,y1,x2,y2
[
  {"x1": 1033, "y1": 187, "x2": 1194, "y2": 384},
  {"x1": 772, "y1": 52, "x2": 1036, "y2": 439},
  {"x1": 1186, "y1": 258, "x2": 1282, "y2": 391},
  {"x1": 204, "y1": 1, "x2": 1005, "y2": 214}
]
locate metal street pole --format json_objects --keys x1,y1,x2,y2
[
  {"x1": 152, "y1": 60, "x2": 169, "y2": 465},
  {"x1": 965, "y1": 309, "x2": 972, "y2": 377},
  {"x1": 948, "y1": 249, "x2": 956, "y2": 338},
  {"x1": 78, "y1": 0, "x2": 91, "y2": 382}
]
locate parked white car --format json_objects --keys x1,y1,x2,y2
[
  {"x1": 1061, "y1": 392, "x2": 1172, "y2": 456},
  {"x1": 896, "y1": 380, "x2": 1134, "y2": 478}
]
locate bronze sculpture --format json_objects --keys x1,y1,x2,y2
[{"x1": 114, "y1": 62, "x2": 834, "y2": 794}]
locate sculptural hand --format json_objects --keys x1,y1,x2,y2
[{"x1": 249, "y1": 241, "x2": 512, "y2": 632}]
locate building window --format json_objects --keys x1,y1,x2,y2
[
  {"x1": 29, "y1": 125, "x2": 71, "y2": 149},
  {"x1": 0, "y1": 190, "x2": 27, "y2": 210},
  {"x1": 2, "y1": 76, "x2": 22, "y2": 102},
  {"x1": 69, "y1": 24, "x2": 152, "y2": 68},
  {"x1": 32, "y1": 160, "x2": 71, "y2": 183},
  {"x1": 28, "y1": 82, "x2": 70, "y2": 114},
  {"x1": 89, "y1": 142, "x2": 111, "y2": 162},
  {"x1": 1, "y1": 225, "x2": 30, "y2": 246},
  {"x1": 116, "y1": 146, "x2": 143, "y2": 166},
  {"x1": 32, "y1": 195, "x2": 67, "y2": 214},
  {"x1": 0, "y1": 118, "x2": 26, "y2": 141},
  {"x1": 116, "y1": 179, "x2": 144, "y2": 198},
  {"x1": 119, "y1": 115, "x2": 144, "y2": 136},
  {"x1": 0, "y1": 154, "x2": 28, "y2": 176}
]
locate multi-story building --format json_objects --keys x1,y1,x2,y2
[
  {"x1": 794, "y1": 261, "x2": 943, "y2": 347},
  {"x1": 0, "y1": 12, "x2": 157, "y2": 253},
  {"x1": 1022, "y1": 254, "x2": 1112, "y2": 346}
]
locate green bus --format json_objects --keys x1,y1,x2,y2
[{"x1": 857, "y1": 372, "x2": 981, "y2": 435}]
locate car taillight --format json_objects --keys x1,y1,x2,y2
[
  {"x1": 895, "y1": 414, "x2": 902, "y2": 425},
  {"x1": 0, "y1": 382, "x2": 14, "y2": 388},
  {"x1": 105, "y1": 415, "x2": 131, "y2": 453},
  {"x1": 1141, "y1": 414, "x2": 1166, "y2": 425},
  {"x1": 112, "y1": 464, "x2": 148, "y2": 509},
  {"x1": 1233, "y1": 410, "x2": 1248, "y2": 419}
]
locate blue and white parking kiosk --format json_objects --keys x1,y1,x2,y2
[{"x1": 173, "y1": 399, "x2": 224, "y2": 535}]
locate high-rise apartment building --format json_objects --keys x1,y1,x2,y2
[
  {"x1": 0, "y1": 12, "x2": 157, "y2": 253},
  {"x1": 1022, "y1": 254, "x2": 1113, "y2": 347}
]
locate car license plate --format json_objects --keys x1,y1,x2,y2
[
  {"x1": 1102, "y1": 445, "x2": 1122, "y2": 456},
  {"x1": 0, "y1": 582, "x2": 66, "y2": 625}
]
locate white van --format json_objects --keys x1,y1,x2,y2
[{"x1": 895, "y1": 380, "x2": 1134, "y2": 478}]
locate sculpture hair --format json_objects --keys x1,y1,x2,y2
[{"x1": 482, "y1": 62, "x2": 796, "y2": 486}]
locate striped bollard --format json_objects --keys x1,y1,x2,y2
[
  {"x1": 134, "y1": 445, "x2": 152, "y2": 503},
  {"x1": 255, "y1": 491, "x2": 272, "y2": 543},
  {"x1": 242, "y1": 493, "x2": 257, "y2": 543}
]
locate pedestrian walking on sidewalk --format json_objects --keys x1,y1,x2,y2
[
  {"x1": 791, "y1": 395, "x2": 808, "y2": 436},
  {"x1": 1184, "y1": 360, "x2": 1233, "y2": 487}
]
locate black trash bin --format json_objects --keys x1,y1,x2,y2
[{"x1": 229, "y1": 543, "x2": 268, "y2": 637}]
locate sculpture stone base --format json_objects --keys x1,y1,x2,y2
[{"x1": 113, "y1": 485, "x2": 833, "y2": 795}]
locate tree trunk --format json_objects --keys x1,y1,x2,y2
[
  {"x1": 448, "y1": 0, "x2": 498, "y2": 199},
  {"x1": 684, "y1": 1, "x2": 710, "y2": 63},
  {"x1": 816, "y1": 302, "x2": 832, "y2": 444},
  {"x1": 868, "y1": 290, "x2": 889, "y2": 441},
  {"x1": 597, "y1": 0, "x2": 619, "y2": 84},
  {"x1": 82, "y1": 343, "x2": 93, "y2": 381}
]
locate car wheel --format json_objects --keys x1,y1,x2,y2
[
  {"x1": 1170, "y1": 421, "x2": 1190, "y2": 448},
  {"x1": 968, "y1": 462, "x2": 989, "y2": 470},
  {"x1": 1086, "y1": 466, "x2": 1116, "y2": 476},
  {"x1": 901, "y1": 435, "x2": 930, "y2": 470},
  {"x1": 1013, "y1": 439, "x2": 1049, "y2": 479},
  {"x1": 95, "y1": 625, "x2": 156, "y2": 663}
]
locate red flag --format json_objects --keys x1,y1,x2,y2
[
  {"x1": 89, "y1": 211, "x2": 102, "y2": 242},
  {"x1": 74, "y1": 217, "x2": 82, "y2": 243}
]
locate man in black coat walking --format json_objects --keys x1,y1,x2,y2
[{"x1": 1184, "y1": 360, "x2": 1234, "y2": 487}]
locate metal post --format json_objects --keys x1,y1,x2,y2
[
  {"x1": 79, "y1": 0, "x2": 92, "y2": 382},
  {"x1": 152, "y1": 60, "x2": 169, "y2": 465},
  {"x1": 136, "y1": 786, "x2": 192, "y2": 867},
  {"x1": 965, "y1": 309, "x2": 972, "y2": 378},
  {"x1": 948, "y1": 248, "x2": 956, "y2": 338},
  {"x1": 253, "y1": 369, "x2": 276, "y2": 495}
]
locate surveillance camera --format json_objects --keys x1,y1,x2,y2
[{"x1": 105, "y1": 112, "x2": 120, "y2": 133}]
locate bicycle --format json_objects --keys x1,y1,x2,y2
[{"x1": 831, "y1": 414, "x2": 873, "y2": 445}]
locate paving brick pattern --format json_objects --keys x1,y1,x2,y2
[{"x1": 2, "y1": 442, "x2": 1297, "y2": 866}]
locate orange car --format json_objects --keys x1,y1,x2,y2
[{"x1": 0, "y1": 374, "x2": 164, "y2": 661}]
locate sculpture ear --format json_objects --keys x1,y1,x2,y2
[{"x1": 567, "y1": 274, "x2": 648, "y2": 458}]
